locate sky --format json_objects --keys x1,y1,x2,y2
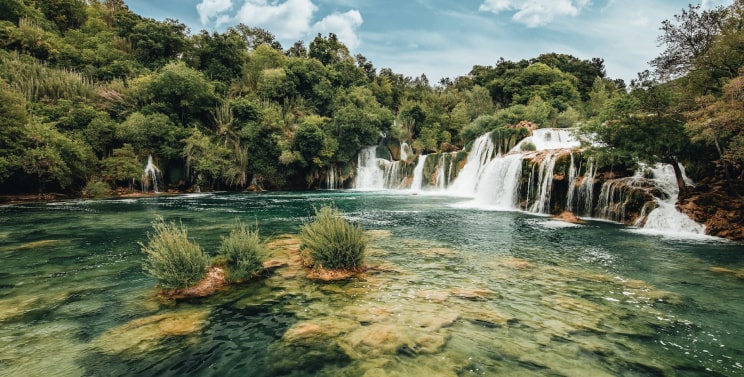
[{"x1": 124, "y1": 0, "x2": 734, "y2": 84}]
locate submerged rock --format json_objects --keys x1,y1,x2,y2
[
  {"x1": 552, "y1": 211, "x2": 586, "y2": 224},
  {"x1": 92, "y1": 308, "x2": 209, "y2": 355},
  {"x1": 282, "y1": 317, "x2": 355, "y2": 345},
  {"x1": 450, "y1": 288, "x2": 497, "y2": 301}
]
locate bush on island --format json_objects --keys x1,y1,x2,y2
[
  {"x1": 218, "y1": 219, "x2": 264, "y2": 282},
  {"x1": 299, "y1": 205, "x2": 366, "y2": 271},
  {"x1": 140, "y1": 216, "x2": 209, "y2": 290}
]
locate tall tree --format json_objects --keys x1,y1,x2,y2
[{"x1": 650, "y1": 4, "x2": 727, "y2": 80}]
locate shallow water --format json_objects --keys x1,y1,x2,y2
[{"x1": 1, "y1": 191, "x2": 743, "y2": 376}]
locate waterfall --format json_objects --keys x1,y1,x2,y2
[
  {"x1": 526, "y1": 152, "x2": 559, "y2": 214},
  {"x1": 595, "y1": 177, "x2": 648, "y2": 223},
  {"x1": 400, "y1": 142, "x2": 412, "y2": 162},
  {"x1": 473, "y1": 154, "x2": 524, "y2": 209},
  {"x1": 435, "y1": 154, "x2": 448, "y2": 190},
  {"x1": 142, "y1": 155, "x2": 163, "y2": 193},
  {"x1": 325, "y1": 165, "x2": 339, "y2": 189},
  {"x1": 642, "y1": 164, "x2": 705, "y2": 234},
  {"x1": 355, "y1": 146, "x2": 385, "y2": 190},
  {"x1": 565, "y1": 153, "x2": 578, "y2": 212},
  {"x1": 576, "y1": 159, "x2": 596, "y2": 217},
  {"x1": 410, "y1": 155, "x2": 427, "y2": 192},
  {"x1": 530, "y1": 128, "x2": 581, "y2": 150},
  {"x1": 448, "y1": 133, "x2": 496, "y2": 196},
  {"x1": 383, "y1": 160, "x2": 407, "y2": 189}
]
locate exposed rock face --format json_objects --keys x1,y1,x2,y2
[{"x1": 679, "y1": 187, "x2": 744, "y2": 241}]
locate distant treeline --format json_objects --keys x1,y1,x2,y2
[{"x1": 0, "y1": 0, "x2": 742, "y2": 194}]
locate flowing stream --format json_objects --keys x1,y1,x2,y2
[{"x1": 0, "y1": 192, "x2": 742, "y2": 376}]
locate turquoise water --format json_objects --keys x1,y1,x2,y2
[{"x1": 1, "y1": 191, "x2": 743, "y2": 376}]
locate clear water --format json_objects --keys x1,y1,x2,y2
[{"x1": 1, "y1": 192, "x2": 743, "y2": 376}]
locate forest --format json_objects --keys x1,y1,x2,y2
[{"x1": 0, "y1": 0, "x2": 742, "y2": 202}]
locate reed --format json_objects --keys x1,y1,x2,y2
[{"x1": 0, "y1": 52, "x2": 97, "y2": 102}]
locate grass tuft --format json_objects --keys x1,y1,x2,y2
[
  {"x1": 299, "y1": 205, "x2": 366, "y2": 271},
  {"x1": 140, "y1": 217, "x2": 209, "y2": 290},
  {"x1": 218, "y1": 219, "x2": 264, "y2": 282}
]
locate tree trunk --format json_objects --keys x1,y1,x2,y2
[{"x1": 670, "y1": 158, "x2": 688, "y2": 199}]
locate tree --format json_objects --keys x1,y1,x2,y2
[
  {"x1": 185, "y1": 30, "x2": 246, "y2": 83},
  {"x1": 20, "y1": 121, "x2": 94, "y2": 193},
  {"x1": 686, "y1": 71, "x2": 744, "y2": 165},
  {"x1": 294, "y1": 121, "x2": 325, "y2": 165},
  {"x1": 587, "y1": 116, "x2": 693, "y2": 195},
  {"x1": 129, "y1": 18, "x2": 187, "y2": 68},
  {"x1": 308, "y1": 33, "x2": 350, "y2": 66},
  {"x1": 286, "y1": 40, "x2": 307, "y2": 58},
  {"x1": 230, "y1": 24, "x2": 282, "y2": 51},
  {"x1": 183, "y1": 128, "x2": 229, "y2": 189},
  {"x1": 531, "y1": 53, "x2": 606, "y2": 101},
  {"x1": 39, "y1": 0, "x2": 88, "y2": 33},
  {"x1": 144, "y1": 62, "x2": 218, "y2": 126},
  {"x1": 331, "y1": 87, "x2": 393, "y2": 162},
  {"x1": 650, "y1": 4, "x2": 727, "y2": 80},
  {"x1": 101, "y1": 144, "x2": 141, "y2": 189}
]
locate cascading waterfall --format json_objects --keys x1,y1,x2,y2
[
  {"x1": 530, "y1": 128, "x2": 581, "y2": 150},
  {"x1": 434, "y1": 154, "x2": 448, "y2": 190},
  {"x1": 383, "y1": 160, "x2": 407, "y2": 189},
  {"x1": 325, "y1": 165, "x2": 339, "y2": 189},
  {"x1": 355, "y1": 146, "x2": 385, "y2": 190},
  {"x1": 595, "y1": 176, "x2": 651, "y2": 223},
  {"x1": 575, "y1": 159, "x2": 596, "y2": 217},
  {"x1": 448, "y1": 133, "x2": 496, "y2": 196},
  {"x1": 143, "y1": 155, "x2": 163, "y2": 193},
  {"x1": 410, "y1": 155, "x2": 427, "y2": 192},
  {"x1": 353, "y1": 127, "x2": 706, "y2": 236},
  {"x1": 400, "y1": 142, "x2": 412, "y2": 162},
  {"x1": 565, "y1": 153, "x2": 578, "y2": 211},
  {"x1": 473, "y1": 154, "x2": 524, "y2": 209},
  {"x1": 642, "y1": 164, "x2": 705, "y2": 234},
  {"x1": 526, "y1": 152, "x2": 560, "y2": 214}
]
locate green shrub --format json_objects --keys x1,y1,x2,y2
[
  {"x1": 218, "y1": 219, "x2": 264, "y2": 282},
  {"x1": 521, "y1": 141, "x2": 537, "y2": 151},
  {"x1": 84, "y1": 180, "x2": 110, "y2": 198},
  {"x1": 299, "y1": 205, "x2": 366, "y2": 270},
  {"x1": 140, "y1": 217, "x2": 209, "y2": 290}
]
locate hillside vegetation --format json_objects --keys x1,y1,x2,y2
[{"x1": 0, "y1": 0, "x2": 742, "y2": 201}]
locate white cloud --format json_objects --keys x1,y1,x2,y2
[
  {"x1": 195, "y1": 0, "x2": 364, "y2": 50},
  {"x1": 232, "y1": 0, "x2": 318, "y2": 39},
  {"x1": 312, "y1": 10, "x2": 363, "y2": 49},
  {"x1": 479, "y1": 0, "x2": 591, "y2": 27},
  {"x1": 196, "y1": 0, "x2": 233, "y2": 25}
]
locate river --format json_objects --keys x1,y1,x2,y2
[{"x1": 1, "y1": 191, "x2": 742, "y2": 376}]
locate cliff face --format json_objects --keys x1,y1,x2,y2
[{"x1": 678, "y1": 165, "x2": 744, "y2": 241}]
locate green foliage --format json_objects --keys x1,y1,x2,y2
[
  {"x1": 521, "y1": 141, "x2": 536, "y2": 151},
  {"x1": 84, "y1": 179, "x2": 110, "y2": 198},
  {"x1": 101, "y1": 144, "x2": 141, "y2": 188},
  {"x1": 299, "y1": 205, "x2": 366, "y2": 270},
  {"x1": 144, "y1": 62, "x2": 218, "y2": 125},
  {"x1": 0, "y1": 52, "x2": 96, "y2": 102},
  {"x1": 140, "y1": 217, "x2": 209, "y2": 290},
  {"x1": 218, "y1": 219, "x2": 265, "y2": 282},
  {"x1": 39, "y1": 0, "x2": 88, "y2": 33},
  {"x1": 490, "y1": 126, "x2": 530, "y2": 152},
  {"x1": 183, "y1": 128, "x2": 230, "y2": 189}
]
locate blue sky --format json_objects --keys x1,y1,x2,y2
[{"x1": 124, "y1": 0, "x2": 733, "y2": 84}]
